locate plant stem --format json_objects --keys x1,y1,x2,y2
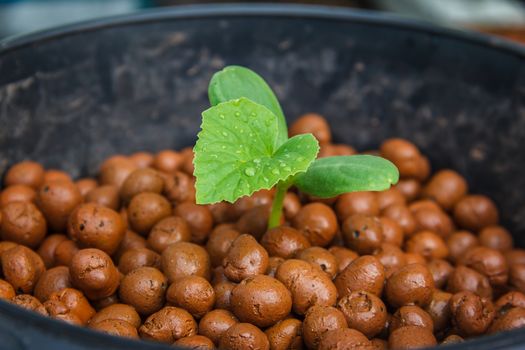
[{"x1": 268, "y1": 181, "x2": 289, "y2": 229}]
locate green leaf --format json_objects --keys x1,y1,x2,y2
[
  {"x1": 295, "y1": 155, "x2": 399, "y2": 198},
  {"x1": 193, "y1": 97, "x2": 319, "y2": 204},
  {"x1": 208, "y1": 65, "x2": 288, "y2": 147}
]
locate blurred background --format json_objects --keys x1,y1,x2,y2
[{"x1": 1, "y1": 0, "x2": 525, "y2": 43}]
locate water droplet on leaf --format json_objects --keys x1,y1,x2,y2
[
  {"x1": 222, "y1": 131, "x2": 228, "y2": 137},
  {"x1": 245, "y1": 167, "x2": 256, "y2": 177},
  {"x1": 272, "y1": 169, "x2": 280, "y2": 175},
  {"x1": 219, "y1": 114, "x2": 225, "y2": 119}
]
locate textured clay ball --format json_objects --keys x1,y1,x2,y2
[
  {"x1": 2, "y1": 245, "x2": 44, "y2": 294},
  {"x1": 447, "y1": 265, "x2": 493, "y2": 299},
  {"x1": 147, "y1": 216, "x2": 191, "y2": 254},
  {"x1": 329, "y1": 246, "x2": 359, "y2": 274},
  {"x1": 139, "y1": 306, "x2": 197, "y2": 343},
  {"x1": 36, "y1": 179, "x2": 82, "y2": 232},
  {"x1": 374, "y1": 243, "x2": 406, "y2": 278},
  {"x1": 427, "y1": 258, "x2": 453, "y2": 289},
  {"x1": 461, "y1": 246, "x2": 508, "y2": 286},
  {"x1": 89, "y1": 319, "x2": 138, "y2": 339},
  {"x1": 129, "y1": 152, "x2": 154, "y2": 169},
  {"x1": 68, "y1": 203, "x2": 126, "y2": 255},
  {"x1": 166, "y1": 275, "x2": 215, "y2": 319},
  {"x1": 337, "y1": 291, "x2": 387, "y2": 338},
  {"x1": 342, "y1": 214, "x2": 384, "y2": 255},
  {"x1": 276, "y1": 259, "x2": 337, "y2": 315},
  {"x1": 411, "y1": 207, "x2": 453, "y2": 239},
  {"x1": 213, "y1": 281, "x2": 236, "y2": 310},
  {"x1": 206, "y1": 228, "x2": 241, "y2": 267},
  {"x1": 495, "y1": 291, "x2": 525, "y2": 311},
  {"x1": 174, "y1": 335, "x2": 215, "y2": 349},
  {"x1": 422, "y1": 169, "x2": 467, "y2": 211},
  {"x1": 335, "y1": 255, "x2": 385, "y2": 297},
  {"x1": 318, "y1": 328, "x2": 374, "y2": 350},
  {"x1": 4, "y1": 161, "x2": 44, "y2": 189},
  {"x1": 425, "y1": 290, "x2": 452, "y2": 333},
  {"x1": 12, "y1": 294, "x2": 48, "y2": 315},
  {"x1": 69, "y1": 248, "x2": 120, "y2": 300},
  {"x1": 89, "y1": 303, "x2": 141, "y2": 329},
  {"x1": 297, "y1": 246, "x2": 338, "y2": 279},
  {"x1": 119, "y1": 267, "x2": 167, "y2": 316},
  {"x1": 128, "y1": 192, "x2": 171, "y2": 235},
  {"x1": 0, "y1": 201, "x2": 46, "y2": 248},
  {"x1": 119, "y1": 168, "x2": 164, "y2": 204},
  {"x1": 385, "y1": 263, "x2": 434, "y2": 308},
  {"x1": 34, "y1": 266, "x2": 72, "y2": 302},
  {"x1": 85, "y1": 185, "x2": 121, "y2": 210},
  {"x1": 390, "y1": 305, "x2": 434, "y2": 333},
  {"x1": 450, "y1": 291, "x2": 495, "y2": 336},
  {"x1": 490, "y1": 307, "x2": 525, "y2": 333},
  {"x1": 223, "y1": 234, "x2": 269, "y2": 283},
  {"x1": 405, "y1": 230, "x2": 448, "y2": 260},
  {"x1": 230, "y1": 275, "x2": 292, "y2": 328},
  {"x1": 379, "y1": 217, "x2": 404, "y2": 247},
  {"x1": 199, "y1": 309, "x2": 238, "y2": 346},
  {"x1": 99, "y1": 157, "x2": 137, "y2": 189},
  {"x1": 0, "y1": 279, "x2": 15, "y2": 300},
  {"x1": 118, "y1": 248, "x2": 161, "y2": 274},
  {"x1": 219, "y1": 322, "x2": 269, "y2": 350},
  {"x1": 37, "y1": 234, "x2": 67, "y2": 268},
  {"x1": 289, "y1": 113, "x2": 332, "y2": 144},
  {"x1": 113, "y1": 230, "x2": 147, "y2": 262},
  {"x1": 261, "y1": 226, "x2": 311, "y2": 259},
  {"x1": 335, "y1": 191, "x2": 379, "y2": 220},
  {"x1": 236, "y1": 205, "x2": 272, "y2": 241},
  {"x1": 163, "y1": 171, "x2": 196, "y2": 204},
  {"x1": 54, "y1": 239, "x2": 79, "y2": 267},
  {"x1": 0, "y1": 184, "x2": 36, "y2": 207},
  {"x1": 76, "y1": 178, "x2": 98, "y2": 197},
  {"x1": 292, "y1": 203, "x2": 338, "y2": 247},
  {"x1": 161, "y1": 241, "x2": 211, "y2": 283},
  {"x1": 302, "y1": 305, "x2": 348, "y2": 349},
  {"x1": 153, "y1": 150, "x2": 184, "y2": 174},
  {"x1": 388, "y1": 326, "x2": 437, "y2": 350},
  {"x1": 265, "y1": 318, "x2": 303, "y2": 350},
  {"x1": 174, "y1": 202, "x2": 214, "y2": 244},
  {"x1": 479, "y1": 225, "x2": 513, "y2": 252},
  {"x1": 46, "y1": 288, "x2": 96, "y2": 325},
  {"x1": 454, "y1": 195, "x2": 499, "y2": 232},
  {"x1": 382, "y1": 204, "x2": 416, "y2": 237},
  {"x1": 395, "y1": 179, "x2": 421, "y2": 202},
  {"x1": 446, "y1": 230, "x2": 478, "y2": 264}
]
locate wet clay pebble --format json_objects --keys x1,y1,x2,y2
[
  {"x1": 219, "y1": 322, "x2": 269, "y2": 350},
  {"x1": 342, "y1": 214, "x2": 384, "y2": 255},
  {"x1": 3, "y1": 161, "x2": 45, "y2": 189},
  {"x1": 405, "y1": 230, "x2": 448, "y2": 260},
  {"x1": 382, "y1": 204, "x2": 416, "y2": 237},
  {"x1": 119, "y1": 168, "x2": 164, "y2": 204},
  {"x1": 174, "y1": 202, "x2": 214, "y2": 244},
  {"x1": 265, "y1": 318, "x2": 303, "y2": 350},
  {"x1": 163, "y1": 171, "x2": 196, "y2": 204},
  {"x1": 390, "y1": 305, "x2": 433, "y2": 333},
  {"x1": 153, "y1": 150, "x2": 184, "y2": 174},
  {"x1": 454, "y1": 195, "x2": 499, "y2": 232},
  {"x1": 446, "y1": 230, "x2": 479, "y2": 264},
  {"x1": 479, "y1": 226, "x2": 513, "y2": 252},
  {"x1": 68, "y1": 203, "x2": 126, "y2": 255},
  {"x1": 377, "y1": 188, "x2": 406, "y2": 212},
  {"x1": 147, "y1": 216, "x2": 191, "y2": 254},
  {"x1": 139, "y1": 306, "x2": 197, "y2": 343},
  {"x1": 411, "y1": 207, "x2": 453, "y2": 239},
  {"x1": 490, "y1": 307, "x2": 525, "y2": 333},
  {"x1": 161, "y1": 241, "x2": 211, "y2": 283},
  {"x1": 37, "y1": 234, "x2": 67, "y2": 268},
  {"x1": 53, "y1": 239, "x2": 79, "y2": 267},
  {"x1": 0, "y1": 279, "x2": 15, "y2": 300},
  {"x1": 297, "y1": 246, "x2": 338, "y2": 279},
  {"x1": 427, "y1": 259, "x2": 453, "y2": 290},
  {"x1": 46, "y1": 288, "x2": 95, "y2": 325},
  {"x1": 495, "y1": 291, "x2": 525, "y2": 311},
  {"x1": 335, "y1": 255, "x2": 385, "y2": 298},
  {"x1": 461, "y1": 246, "x2": 508, "y2": 286},
  {"x1": 422, "y1": 170, "x2": 468, "y2": 211},
  {"x1": 379, "y1": 217, "x2": 404, "y2": 247},
  {"x1": 236, "y1": 205, "x2": 272, "y2": 241},
  {"x1": 89, "y1": 303, "x2": 141, "y2": 328},
  {"x1": 174, "y1": 335, "x2": 215, "y2": 349},
  {"x1": 385, "y1": 263, "x2": 434, "y2": 308},
  {"x1": 223, "y1": 234, "x2": 269, "y2": 283},
  {"x1": 127, "y1": 192, "x2": 171, "y2": 235},
  {"x1": 206, "y1": 228, "x2": 241, "y2": 267},
  {"x1": 118, "y1": 247, "x2": 161, "y2": 274},
  {"x1": 89, "y1": 319, "x2": 139, "y2": 338},
  {"x1": 335, "y1": 191, "x2": 379, "y2": 221},
  {"x1": 85, "y1": 185, "x2": 121, "y2": 211},
  {"x1": 303, "y1": 305, "x2": 348, "y2": 349},
  {"x1": 373, "y1": 243, "x2": 407, "y2": 278},
  {"x1": 441, "y1": 335, "x2": 464, "y2": 344},
  {"x1": 276, "y1": 259, "x2": 337, "y2": 315},
  {"x1": 450, "y1": 291, "x2": 495, "y2": 336},
  {"x1": 328, "y1": 246, "x2": 358, "y2": 274},
  {"x1": 447, "y1": 265, "x2": 493, "y2": 299},
  {"x1": 318, "y1": 328, "x2": 374, "y2": 350},
  {"x1": 2, "y1": 245, "x2": 45, "y2": 294},
  {"x1": 0, "y1": 184, "x2": 36, "y2": 207},
  {"x1": 290, "y1": 113, "x2": 332, "y2": 144},
  {"x1": 119, "y1": 267, "x2": 167, "y2": 316},
  {"x1": 69, "y1": 248, "x2": 120, "y2": 300},
  {"x1": 261, "y1": 226, "x2": 311, "y2": 259},
  {"x1": 230, "y1": 275, "x2": 292, "y2": 328},
  {"x1": 0, "y1": 201, "x2": 47, "y2": 248},
  {"x1": 129, "y1": 152, "x2": 154, "y2": 169},
  {"x1": 292, "y1": 203, "x2": 338, "y2": 247},
  {"x1": 112, "y1": 230, "x2": 146, "y2": 262},
  {"x1": 283, "y1": 192, "x2": 302, "y2": 220},
  {"x1": 99, "y1": 158, "x2": 137, "y2": 189},
  {"x1": 166, "y1": 275, "x2": 215, "y2": 319},
  {"x1": 388, "y1": 326, "x2": 437, "y2": 350},
  {"x1": 213, "y1": 281, "x2": 236, "y2": 310},
  {"x1": 12, "y1": 294, "x2": 48, "y2": 315},
  {"x1": 36, "y1": 179, "x2": 83, "y2": 232},
  {"x1": 76, "y1": 178, "x2": 98, "y2": 197},
  {"x1": 337, "y1": 291, "x2": 388, "y2": 338},
  {"x1": 34, "y1": 266, "x2": 72, "y2": 302},
  {"x1": 425, "y1": 290, "x2": 452, "y2": 333},
  {"x1": 395, "y1": 179, "x2": 421, "y2": 202},
  {"x1": 199, "y1": 309, "x2": 238, "y2": 346}
]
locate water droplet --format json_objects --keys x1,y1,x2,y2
[
  {"x1": 221, "y1": 145, "x2": 226, "y2": 149},
  {"x1": 250, "y1": 112, "x2": 257, "y2": 118},
  {"x1": 245, "y1": 167, "x2": 256, "y2": 177},
  {"x1": 222, "y1": 131, "x2": 228, "y2": 137},
  {"x1": 219, "y1": 114, "x2": 225, "y2": 119},
  {"x1": 253, "y1": 159, "x2": 261, "y2": 164},
  {"x1": 298, "y1": 157, "x2": 304, "y2": 161},
  {"x1": 284, "y1": 166, "x2": 291, "y2": 172},
  {"x1": 271, "y1": 169, "x2": 280, "y2": 175},
  {"x1": 265, "y1": 119, "x2": 272, "y2": 126},
  {"x1": 235, "y1": 150, "x2": 241, "y2": 154},
  {"x1": 234, "y1": 112, "x2": 241, "y2": 118},
  {"x1": 284, "y1": 154, "x2": 290, "y2": 158},
  {"x1": 239, "y1": 129, "x2": 244, "y2": 134},
  {"x1": 211, "y1": 154, "x2": 218, "y2": 159},
  {"x1": 249, "y1": 133, "x2": 254, "y2": 137},
  {"x1": 263, "y1": 177, "x2": 269, "y2": 183},
  {"x1": 279, "y1": 162, "x2": 286, "y2": 167},
  {"x1": 232, "y1": 99, "x2": 240, "y2": 107}
]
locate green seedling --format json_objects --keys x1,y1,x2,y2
[{"x1": 193, "y1": 65, "x2": 399, "y2": 229}]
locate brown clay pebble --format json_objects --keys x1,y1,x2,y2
[
  {"x1": 166, "y1": 275, "x2": 215, "y2": 319},
  {"x1": 292, "y1": 203, "x2": 338, "y2": 247},
  {"x1": 479, "y1": 225, "x2": 513, "y2": 252},
  {"x1": 377, "y1": 188, "x2": 406, "y2": 212},
  {"x1": 174, "y1": 335, "x2": 215, "y2": 349},
  {"x1": 385, "y1": 263, "x2": 434, "y2": 308},
  {"x1": 37, "y1": 234, "x2": 67, "y2": 268},
  {"x1": 199, "y1": 309, "x2": 238, "y2": 346},
  {"x1": 236, "y1": 205, "x2": 272, "y2": 241},
  {"x1": 34, "y1": 266, "x2": 72, "y2": 302},
  {"x1": 422, "y1": 169, "x2": 468, "y2": 211},
  {"x1": 0, "y1": 279, "x2": 15, "y2": 300},
  {"x1": 370, "y1": 338, "x2": 388, "y2": 350},
  {"x1": 395, "y1": 179, "x2": 421, "y2": 202},
  {"x1": 388, "y1": 326, "x2": 437, "y2": 350},
  {"x1": 335, "y1": 255, "x2": 385, "y2": 297},
  {"x1": 0, "y1": 201, "x2": 46, "y2": 248},
  {"x1": 213, "y1": 281, "x2": 236, "y2": 310},
  {"x1": 297, "y1": 246, "x2": 338, "y2": 279},
  {"x1": 218, "y1": 322, "x2": 269, "y2": 350},
  {"x1": 382, "y1": 204, "x2": 416, "y2": 237},
  {"x1": 112, "y1": 230, "x2": 147, "y2": 262},
  {"x1": 4, "y1": 161, "x2": 45, "y2": 189},
  {"x1": 379, "y1": 217, "x2": 404, "y2": 247},
  {"x1": 261, "y1": 226, "x2": 311, "y2": 259},
  {"x1": 0, "y1": 185, "x2": 36, "y2": 207},
  {"x1": 91, "y1": 294, "x2": 119, "y2": 311},
  {"x1": 68, "y1": 203, "x2": 126, "y2": 255},
  {"x1": 206, "y1": 228, "x2": 241, "y2": 267},
  {"x1": 129, "y1": 152, "x2": 154, "y2": 168},
  {"x1": 454, "y1": 195, "x2": 499, "y2": 232},
  {"x1": 2, "y1": 245, "x2": 44, "y2": 294},
  {"x1": 36, "y1": 179, "x2": 82, "y2": 232},
  {"x1": 265, "y1": 318, "x2": 303, "y2": 350},
  {"x1": 119, "y1": 168, "x2": 164, "y2": 204},
  {"x1": 54, "y1": 239, "x2": 79, "y2": 267},
  {"x1": 85, "y1": 185, "x2": 120, "y2": 211},
  {"x1": 490, "y1": 307, "x2": 525, "y2": 333},
  {"x1": 461, "y1": 246, "x2": 508, "y2": 286},
  {"x1": 89, "y1": 303, "x2": 141, "y2": 328},
  {"x1": 390, "y1": 305, "x2": 433, "y2": 333},
  {"x1": 69, "y1": 248, "x2": 120, "y2": 300},
  {"x1": 153, "y1": 150, "x2": 184, "y2": 174},
  {"x1": 44, "y1": 170, "x2": 72, "y2": 183},
  {"x1": 425, "y1": 290, "x2": 452, "y2": 333},
  {"x1": 283, "y1": 192, "x2": 302, "y2": 220},
  {"x1": 12, "y1": 294, "x2": 48, "y2": 315},
  {"x1": 302, "y1": 305, "x2": 348, "y2": 349},
  {"x1": 405, "y1": 230, "x2": 448, "y2": 260},
  {"x1": 342, "y1": 214, "x2": 384, "y2": 255},
  {"x1": 163, "y1": 171, "x2": 196, "y2": 205},
  {"x1": 90, "y1": 319, "x2": 138, "y2": 338},
  {"x1": 47, "y1": 288, "x2": 96, "y2": 324},
  {"x1": 147, "y1": 216, "x2": 191, "y2": 254},
  {"x1": 161, "y1": 242, "x2": 211, "y2": 283},
  {"x1": 335, "y1": 191, "x2": 379, "y2": 221},
  {"x1": 99, "y1": 158, "x2": 137, "y2": 189},
  {"x1": 441, "y1": 335, "x2": 464, "y2": 344},
  {"x1": 223, "y1": 234, "x2": 268, "y2": 283},
  {"x1": 447, "y1": 265, "x2": 493, "y2": 299},
  {"x1": 450, "y1": 291, "x2": 495, "y2": 336},
  {"x1": 318, "y1": 328, "x2": 374, "y2": 350},
  {"x1": 446, "y1": 230, "x2": 478, "y2": 264},
  {"x1": 76, "y1": 178, "x2": 98, "y2": 197},
  {"x1": 174, "y1": 202, "x2": 213, "y2": 244},
  {"x1": 510, "y1": 263, "x2": 525, "y2": 293},
  {"x1": 276, "y1": 259, "x2": 337, "y2": 315},
  {"x1": 118, "y1": 248, "x2": 161, "y2": 274},
  {"x1": 139, "y1": 306, "x2": 197, "y2": 343},
  {"x1": 495, "y1": 291, "x2": 525, "y2": 310},
  {"x1": 127, "y1": 192, "x2": 171, "y2": 235},
  {"x1": 337, "y1": 291, "x2": 388, "y2": 338},
  {"x1": 289, "y1": 113, "x2": 331, "y2": 144},
  {"x1": 230, "y1": 275, "x2": 291, "y2": 328},
  {"x1": 328, "y1": 246, "x2": 358, "y2": 274},
  {"x1": 427, "y1": 259, "x2": 453, "y2": 289},
  {"x1": 119, "y1": 267, "x2": 167, "y2": 316},
  {"x1": 374, "y1": 243, "x2": 407, "y2": 278},
  {"x1": 411, "y1": 207, "x2": 453, "y2": 239},
  {"x1": 507, "y1": 249, "x2": 525, "y2": 266}
]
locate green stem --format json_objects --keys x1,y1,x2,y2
[{"x1": 268, "y1": 182, "x2": 289, "y2": 229}]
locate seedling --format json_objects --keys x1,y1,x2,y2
[{"x1": 193, "y1": 65, "x2": 399, "y2": 229}]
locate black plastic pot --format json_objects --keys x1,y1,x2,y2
[{"x1": 1, "y1": 3, "x2": 525, "y2": 349}]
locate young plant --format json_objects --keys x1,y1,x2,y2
[{"x1": 193, "y1": 65, "x2": 399, "y2": 229}]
